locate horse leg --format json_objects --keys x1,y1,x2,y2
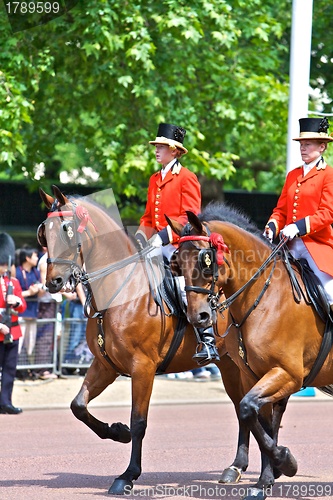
[
  {"x1": 239, "y1": 377, "x2": 298, "y2": 479},
  {"x1": 245, "y1": 397, "x2": 289, "y2": 500},
  {"x1": 271, "y1": 396, "x2": 290, "y2": 479},
  {"x1": 219, "y1": 423, "x2": 250, "y2": 483},
  {"x1": 217, "y1": 355, "x2": 250, "y2": 483},
  {"x1": 238, "y1": 390, "x2": 294, "y2": 500},
  {"x1": 218, "y1": 356, "x2": 286, "y2": 491},
  {"x1": 70, "y1": 358, "x2": 131, "y2": 443},
  {"x1": 109, "y1": 362, "x2": 156, "y2": 495}
]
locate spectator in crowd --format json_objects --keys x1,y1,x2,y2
[
  {"x1": 0, "y1": 233, "x2": 26, "y2": 414},
  {"x1": 35, "y1": 247, "x2": 62, "y2": 379},
  {"x1": 15, "y1": 247, "x2": 45, "y2": 369},
  {"x1": 63, "y1": 283, "x2": 92, "y2": 368}
]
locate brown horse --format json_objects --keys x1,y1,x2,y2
[
  {"x1": 169, "y1": 202, "x2": 333, "y2": 500},
  {"x1": 38, "y1": 186, "x2": 284, "y2": 497}
]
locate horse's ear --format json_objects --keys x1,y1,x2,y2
[
  {"x1": 186, "y1": 211, "x2": 203, "y2": 234},
  {"x1": 165, "y1": 215, "x2": 183, "y2": 236},
  {"x1": 39, "y1": 188, "x2": 54, "y2": 209},
  {"x1": 52, "y1": 185, "x2": 69, "y2": 206}
]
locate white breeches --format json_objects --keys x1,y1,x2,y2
[{"x1": 149, "y1": 244, "x2": 187, "y2": 304}]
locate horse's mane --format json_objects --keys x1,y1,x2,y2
[{"x1": 199, "y1": 201, "x2": 265, "y2": 240}]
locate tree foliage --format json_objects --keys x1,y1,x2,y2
[{"x1": 0, "y1": 0, "x2": 331, "y2": 219}]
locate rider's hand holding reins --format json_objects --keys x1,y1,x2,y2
[
  {"x1": 148, "y1": 234, "x2": 163, "y2": 248},
  {"x1": 281, "y1": 223, "x2": 299, "y2": 240},
  {"x1": 263, "y1": 225, "x2": 274, "y2": 243}
]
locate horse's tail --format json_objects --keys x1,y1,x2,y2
[{"x1": 317, "y1": 385, "x2": 333, "y2": 398}]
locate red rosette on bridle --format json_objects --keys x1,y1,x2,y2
[
  {"x1": 209, "y1": 232, "x2": 230, "y2": 265},
  {"x1": 75, "y1": 206, "x2": 97, "y2": 233}
]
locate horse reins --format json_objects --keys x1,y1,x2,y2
[
  {"x1": 41, "y1": 202, "x2": 155, "y2": 294},
  {"x1": 178, "y1": 223, "x2": 288, "y2": 315},
  {"x1": 217, "y1": 236, "x2": 288, "y2": 314}
]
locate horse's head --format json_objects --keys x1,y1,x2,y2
[
  {"x1": 167, "y1": 211, "x2": 231, "y2": 328},
  {"x1": 38, "y1": 185, "x2": 96, "y2": 293},
  {"x1": 169, "y1": 203, "x2": 274, "y2": 329}
]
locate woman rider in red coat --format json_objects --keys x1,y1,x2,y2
[
  {"x1": 136, "y1": 123, "x2": 219, "y2": 365},
  {"x1": 264, "y1": 117, "x2": 333, "y2": 312}
]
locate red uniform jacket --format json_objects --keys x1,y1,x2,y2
[
  {"x1": 267, "y1": 162, "x2": 333, "y2": 275},
  {"x1": 139, "y1": 163, "x2": 201, "y2": 244},
  {"x1": 0, "y1": 276, "x2": 26, "y2": 341}
]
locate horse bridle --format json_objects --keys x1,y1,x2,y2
[
  {"x1": 177, "y1": 222, "x2": 230, "y2": 311},
  {"x1": 178, "y1": 223, "x2": 288, "y2": 319},
  {"x1": 37, "y1": 200, "x2": 96, "y2": 285}
]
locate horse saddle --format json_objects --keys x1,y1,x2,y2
[
  {"x1": 153, "y1": 259, "x2": 188, "y2": 374},
  {"x1": 158, "y1": 259, "x2": 187, "y2": 318},
  {"x1": 286, "y1": 254, "x2": 330, "y2": 323}
]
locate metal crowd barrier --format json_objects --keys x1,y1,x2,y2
[{"x1": 16, "y1": 302, "x2": 92, "y2": 376}]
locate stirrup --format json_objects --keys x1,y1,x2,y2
[{"x1": 192, "y1": 341, "x2": 219, "y2": 366}]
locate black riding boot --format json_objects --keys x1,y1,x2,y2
[
  {"x1": 192, "y1": 326, "x2": 220, "y2": 366},
  {"x1": 330, "y1": 304, "x2": 333, "y2": 319}
]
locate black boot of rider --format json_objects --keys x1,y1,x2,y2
[
  {"x1": 192, "y1": 326, "x2": 220, "y2": 366},
  {"x1": 330, "y1": 304, "x2": 333, "y2": 320}
]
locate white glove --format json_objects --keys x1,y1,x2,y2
[
  {"x1": 263, "y1": 227, "x2": 273, "y2": 243},
  {"x1": 281, "y1": 223, "x2": 299, "y2": 240},
  {"x1": 148, "y1": 234, "x2": 163, "y2": 248}
]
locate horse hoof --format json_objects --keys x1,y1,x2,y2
[
  {"x1": 241, "y1": 487, "x2": 267, "y2": 500},
  {"x1": 110, "y1": 422, "x2": 131, "y2": 443},
  {"x1": 219, "y1": 465, "x2": 242, "y2": 483},
  {"x1": 108, "y1": 478, "x2": 133, "y2": 495},
  {"x1": 275, "y1": 446, "x2": 298, "y2": 477}
]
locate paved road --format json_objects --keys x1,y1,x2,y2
[{"x1": 1, "y1": 398, "x2": 333, "y2": 500}]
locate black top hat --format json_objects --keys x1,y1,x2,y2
[
  {"x1": 149, "y1": 123, "x2": 188, "y2": 154},
  {"x1": 0, "y1": 233, "x2": 15, "y2": 266},
  {"x1": 293, "y1": 117, "x2": 333, "y2": 142}
]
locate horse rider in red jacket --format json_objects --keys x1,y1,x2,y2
[
  {"x1": 264, "y1": 117, "x2": 333, "y2": 313},
  {"x1": 136, "y1": 123, "x2": 220, "y2": 365}
]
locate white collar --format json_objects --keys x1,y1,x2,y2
[
  {"x1": 161, "y1": 159, "x2": 178, "y2": 180},
  {"x1": 303, "y1": 156, "x2": 322, "y2": 176}
]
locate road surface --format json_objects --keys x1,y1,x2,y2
[{"x1": 0, "y1": 398, "x2": 332, "y2": 499}]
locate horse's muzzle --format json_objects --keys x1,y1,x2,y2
[{"x1": 47, "y1": 276, "x2": 65, "y2": 293}]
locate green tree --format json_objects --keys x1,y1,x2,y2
[{"x1": 1, "y1": 0, "x2": 330, "y2": 220}]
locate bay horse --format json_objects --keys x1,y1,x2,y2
[
  {"x1": 38, "y1": 186, "x2": 284, "y2": 497},
  {"x1": 168, "y1": 201, "x2": 333, "y2": 500}
]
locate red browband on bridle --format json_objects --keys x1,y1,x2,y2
[{"x1": 178, "y1": 233, "x2": 229, "y2": 266}]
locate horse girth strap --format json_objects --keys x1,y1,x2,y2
[
  {"x1": 303, "y1": 317, "x2": 333, "y2": 387},
  {"x1": 156, "y1": 315, "x2": 188, "y2": 374}
]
